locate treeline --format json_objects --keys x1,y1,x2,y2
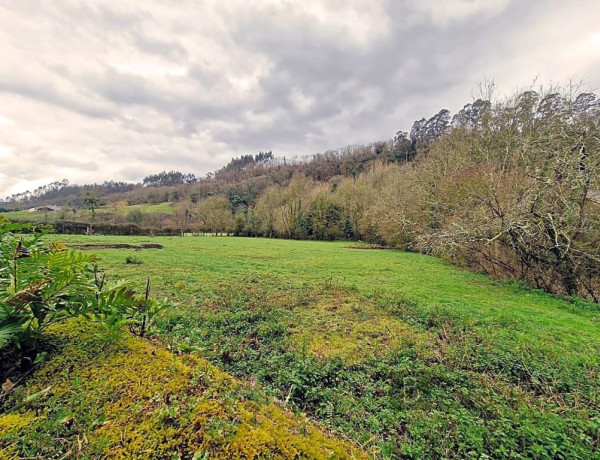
[
  {"x1": 51, "y1": 221, "x2": 192, "y2": 236},
  {"x1": 2, "y1": 179, "x2": 71, "y2": 204},
  {"x1": 142, "y1": 171, "x2": 198, "y2": 187},
  {"x1": 186, "y1": 86, "x2": 600, "y2": 300},
  {"x1": 2, "y1": 134, "x2": 415, "y2": 211},
  {"x1": 2, "y1": 180, "x2": 135, "y2": 207}
]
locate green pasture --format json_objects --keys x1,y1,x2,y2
[
  {"x1": 0, "y1": 202, "x2": 177, "y2": 223},
  {"x1": 44, "y1": 234, "x2": 600, "y2": 458},
  {"x1": 96, "y1": 202, "x2": 177, "y2": 215}
]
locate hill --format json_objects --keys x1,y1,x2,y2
[{"x1": 3, "y1": 85, "x2": 599, "y2": 301}]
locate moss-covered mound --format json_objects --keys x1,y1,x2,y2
[{"x1": 0, "y1": 321, "x2": 366, "y2": 459}]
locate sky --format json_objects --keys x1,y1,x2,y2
[{"x1": 1, "y1": 0, "x2": 599, "y2": 197}]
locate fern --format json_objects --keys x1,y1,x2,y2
[{"x1": 0, "y1": 217, "x2": 166, "y2": 353}]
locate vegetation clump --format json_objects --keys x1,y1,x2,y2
[
  {"x1": 0, "y1": 217, "x2": 166, "y2": 382},
  {"x1": 125, "y1": 255, "x2": 144, "y2": 265},
  {"x1": 158, "y1": 277, "x2": 600, "y2": 458}
]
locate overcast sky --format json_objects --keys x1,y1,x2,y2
[{"x1": 1, "y1": 0, "x2": 599, "y2": 197}]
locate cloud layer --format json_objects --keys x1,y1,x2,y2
[{"x1": 1, "y1": 0, "x2": 599, "y2": 196}]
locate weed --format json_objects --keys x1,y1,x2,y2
[{"x1": 125, "y1": 255, "x2": 143, "y2": 265}]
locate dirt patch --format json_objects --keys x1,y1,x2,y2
[{"x1": 73, "y1": 243, "x2": 164, "y2": 250}]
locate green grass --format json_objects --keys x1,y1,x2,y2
[
  {"x1": 96, "y1": 202, "x2": 177, "y2": 215},
  {"x1": 3, "y1": 234, "x2": 599, "y2": 458},
  {"x1": 37, "y1": 234, "x2": 600, "y2": 458},
  {"x1": 0, "y1": 202, "x2": 177, "y2": 223},
  {"x1": 0, "y1": 210, "x2": 52, "y2": 222},
  {"x1": 57, "y1": 235, "x2": 600, "y2": 362}
]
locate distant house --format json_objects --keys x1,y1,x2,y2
[{"x1": 28, "y1": 205, "x2": 62, "y2": 213}]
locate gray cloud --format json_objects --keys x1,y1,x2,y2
[{"x1": 1, "y1": 0, "x2": 599, "y2": 196}]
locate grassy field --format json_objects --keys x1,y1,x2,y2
[
  {"x1": 0, "y1": 210, "x2": 58, "y2": 222},
  {"x1": 0, "y1": 202, "x2": 177, "y2": 223},
  {"x1": 4, "y1": 235, "x2": 600, "y2": 458},
  {"x1": 95, "y1": 202, "x2": 177, "y2": 215}
]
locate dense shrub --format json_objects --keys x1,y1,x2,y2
[{"x1": 373, "y1": 87, "x2": 600, "y2": 300}]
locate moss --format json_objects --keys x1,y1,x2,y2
[
  {"x1": 0, "y1": 319, "x2": 367, "y2": 459},
  {"x1": 0, "y1": 413, "x2": 34, "y2": 436},
  {"x1": 0, "y1": 412, "x2": 36, "y2": 459},
  {"x1": 289, "y1": 293, "x2": 434, "y2": 363}
]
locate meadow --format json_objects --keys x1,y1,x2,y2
[
  {"x1": 1, "y1": 202, "x2": 177, "y2": 223},
  {"x1": 60, "y1": 235, "x2": 600, "y2": 457}
]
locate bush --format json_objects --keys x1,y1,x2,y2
[
  {"x1": 0, "y1": 220, "x2": 96, "y2": 353},
  {"x1": 125, "y1": 255, "x2": 143, "y2": 265},
  {"x1": 126, "y1": 209, "x2": 143, "y2": 224}
]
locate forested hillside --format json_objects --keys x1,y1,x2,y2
[{"x1": 3, "y1": 86, "x2": 599, "y2": 299}]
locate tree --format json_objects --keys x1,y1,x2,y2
[
  {"x1": 451, "y1": 99, "x2": 491, "y2": 130},
  {"x1": 142, "y1": 171, "x2": 197, "y2": 187},
  {"x1": 409, "y1": 88, "x2": 600, "y2": 300},
  {"x1": 195, "y1": 196, "x2": 234, "y2": 236},
  {"x1": 83, "y1": 194, "x2": 99, "y2": 234},
  {"x1": 392, "y1": 131, "x2": 415, "y2": 163},
  {"x1": 279, "y1": 176, "x2": 311, "y2": 238},
  {"x1": 126, "y1": 209, "x2": 144, "y2": 225},
  {"x1": 254, "y1": 187, "x2": 282, "y2": 237},
  {"x1": 333, "y1": 175, "x2": 375, "y2": 240},
  {"x1": 306, "y1": 190, "x2": 342, "y2": 240}
]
